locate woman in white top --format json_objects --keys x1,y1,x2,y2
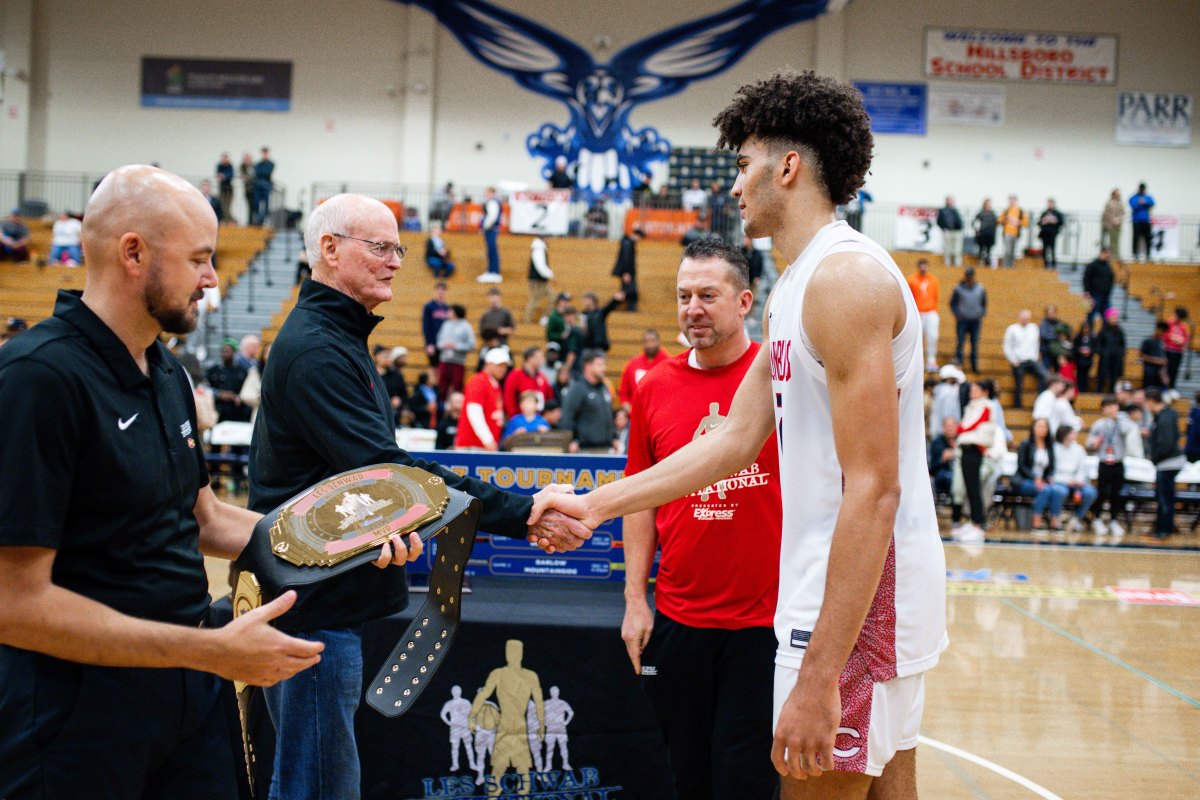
[
  {"x1": 49, "y1": 212, "x2": 82, "y2": 265},
  {"x1": 1053, "y1": 424, "x2": 1098, "y2": 532}
]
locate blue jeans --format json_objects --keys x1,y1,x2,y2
[
  {"x1": 1088, "y1": 293, "x2": 1111, "y2": 328},
  {"x1": 1067, "y1": 484, "x2": 1098, "y2": 519},
  {"x1": 1016, "y1": 479, "x2": 1068, "y2": 518},
  {"x1": 264, "y1": 628, "x2": 363, "y2": 800},
  {"x1": 427, "y1": 256, "x2": 455, "y2": 277},
  {"x1": 483, "y1": 227, "x2": 500, "y2": 274},
  {"x1": 50, "y1": 244, "x2": 82, "y2": 264}
]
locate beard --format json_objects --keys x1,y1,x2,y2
[{"x1": 144, "y1": 259, "x2": 200, "y2": 335}]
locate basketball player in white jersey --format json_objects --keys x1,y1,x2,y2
[{"x1": 530, "y1": 71, "x2": 947, "y2": 798}]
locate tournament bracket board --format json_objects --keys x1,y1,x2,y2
[{"x1": 406, "y1": 451, "x2": 651, "y2": 583}]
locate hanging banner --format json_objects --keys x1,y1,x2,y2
[
  {"x1": 854, "y1": 82, "x2": 927, "y2": 135},
  {"x1": 894, "y1": 206, "x2": 944, "y2": 252},
  {"x1": 141, "y1": 57, "x2": 292, "y2": 110},
  {"x1": 1150, "y1": 216, "x2": 1180, "y2": 260},
  {"x1": 928, "y1": 85, "x2": 1006, "y2": 126},
  {"x1": 924, "y1": 29, "x2": 1117, "y2": 84},
  {"x1": 1116, "y1": 92, "x2": 1192, "y2": 147},
  {"x1": 508, "y1": 190, "x2": 572, "y2": 236}
]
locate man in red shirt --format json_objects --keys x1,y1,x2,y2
[
  {"x1": 618, "y1": 329, "x2": 669, "y2": 411},
  {"x1": 503, "y1": 344, "x2": 554, "y2": 418},
  {"x1": 624, "y1": 238, "x2": 782, "y2": 799},
  {"x1": 455, "y1": 347, "x2": 510, "y2": 450},
  {"x1": 906, "y1": 257, "x2": 940, "y2": 372}
]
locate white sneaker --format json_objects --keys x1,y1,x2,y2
[
  {"x1": 953, "y1": 523, "x2": 985, "y2": 543},
  {"x1": 476, "y1": 272, "x2": 502, "y2": 283},
  {"x1": 1109, "y1": 520, "x2": 1125, "y2": 537},
  {"x1": 1065, "y1": 517, "x2": 1083, "y2": 533},
  {"x1": 1091, "y1": 518, "x2": 1108, "y2": 536}
]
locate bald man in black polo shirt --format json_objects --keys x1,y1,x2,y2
[{"x1": 0, "y1": 166, "x2": 325, "y2": 800}]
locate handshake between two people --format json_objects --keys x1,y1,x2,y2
[{"x1": 525, "y1": 483, "x2": 606, "y2": 554}]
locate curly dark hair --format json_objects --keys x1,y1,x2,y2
[{"x1": 713, "y1": 71, "x2": 873, "y2": 205}]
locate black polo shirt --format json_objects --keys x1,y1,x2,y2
[
  {"x1": 0, "y1": 291, "x2": 210, "y2": 626},
  {"x1": 250, "y1": 279, "x2": 531, "y2": 531}
]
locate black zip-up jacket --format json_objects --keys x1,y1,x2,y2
[
  {"x1": 249, "y1": 281, "x2": 532, "y2": 624},
  {"x1": 1148, "y1": 406, "x2": 1182, "y2": 465},
  {"x1": 1016, "y1": 438, "x2": 1056, "y2": 482}
]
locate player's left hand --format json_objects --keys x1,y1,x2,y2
[
  {"x1": 770, "y1": 675, "x2": 840, "y2": 779},
  {"x1": 374, "y1": 532, "x2": 424, "y2": 568}
]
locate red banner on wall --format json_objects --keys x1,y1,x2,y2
[
  {"x1": 624, "y1": 208, "x2": 700, "y2": 241},
  {"x1": 445, "y1": 202, "x2": 510, "y2": 233}
]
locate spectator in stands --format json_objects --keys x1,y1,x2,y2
[
  {"x1": 980, "y1": 377, "x2": 1013, "y2": 444},
  {"x1": 907, "y1": 257, "x2": 940, "y2": 372},
  {"x1": 1, "y1": 317, "x2": 28, "y2": 347},
  {"x1": 49, "y1": 211, "x2": 83, "y2": 266},
  {"x1": 407, "y1": 368, "x2": 439, "y2": 430},
  {"x1": 478, "y1": 286, "x2": 516, "y2": 353},
  {"x1": 1015, "y1": 417, "x2": 1067, "y2": 533},
  {"x1": 1101, "y1": 189, "x2": 1124, "y2": 257},
  {"x1": 436, "y1": 304, "x2": 474, "y2": 399},
  {"x1": 561, "y1": 349, "x2": 616, "y2": 453},
  {"x1": 1164, "y1": 307, "x2": 1190, "y2": 392},
  {"x1": 1003, "y1": 309, "x2": 1046, "y2": 409},
  {"x1": 545, "y1": 292, "x2": 570, "y2": 350},
  {"x1": 1129, "y1": 182, "x2": 1155, "y2": 262},
  {"x1": 478, "y1": 186, "x2": 503, "y2": 283},
  {"x1": 583, "y1": 200, "x2": 609, "y2": 238},
  {"x1": 1096, "y1": 308, "x2": 1127, "y2": 394},
  {"x1": 540, "y1": 342, "x2": 561, "y2": 385},
  {"x1": 235, "y1": 334, "x2": 260, "y2": 372},
  {"x1": 435, "y1": 390, "x2": 463, "y2": 449},
  {"x1": 619, "y1": 329, "x2": 669, "y2": 411},
  {"x1": 1082, "y1": 247, "x2": 1115, "y2": 327},
  {"x1": 929, "y1": 364, "x2": 964, "y2": 438},
  {"x1": 207, "y1": 340, "x2": 251, "y2": 423},
  {"x1": 937, "y1": 196, "x2": 964, "y2": 266},
  {"x1": 1086, "y1": 396, "x2": 1136, "y2": 536},
  {"x1": 973, "y1": 199, "x2": 998, "y2": 267},
  {"x1": 525, "y1": 234, "x2": 554, "y2": 322},
  {"x1": 456, "y1": 347, "x2": 509, "y2": 451},
  {"x1": 0, "y1": 210, "x2": 31, "y2": 262},
  {"x1": 422, "y1": 281, "x2": 450, "y2": 365},
  {"x1": 503, "y1": 391, "x2": 551, "y2": 441},
  {"x1": 613, "y1": 227, "x2": 642, "y2": 311},
  {"x1": 543, "y1": 398, "x2": 562, "y2": 430},
  {"x1": 1038, "y1": 304, "x2": 1071, "y2": 372},
  {"x1": 424, "y1": 222, "x2": 455, "y2": 277},
  {"x1": 239, "y1": 153, "x2": 255, "y2": 220},
  {"x1": 216, "y1": 152, "x2": 234, "y2": 223},
  {"x1": 1037, "y1": 199, "x2": 1064, "y2": 270},
  {"x1": 1185, "y1": 390, "x2": 1200, "y2": 463},
  {"x1": 1071, "y1": 319, "x2": 1096, "y2": 393},
  {"x1": 999, "y1": 195, "x2": 1028, "y2": 268},
  {"x1": 612, "y1": 407, "x2": 630, "y2": 454},
  {"x1": 200, "y1": 180, "x2": 224, "y2": 223},
  {"x1": 504, "y1": 345, "x2": 553, "y2": 418},
  {"x1": 928, "y1": 415, "x2": 959, "y2": 497},
  {"x1": 680, "y1": 212, "x2": 711, "y2": 247},
  {"x1": 238, "y1": 341, "x2": 269, "y2": 426},
  {"x1": 843, "y1": 187, "x2": 871, "y2": 232},
  {"x1": 707, "y1": 180, "x2": 732, "y2": 239},
  {"x1": 681, "y1": 178, "x2": 708, "y2": 211},
  {"x1": 1032, "y1": 376, "x2": 1068, "y2": 429},
  {"x1": 580, "y1": 291, "x2": 622, "y2": 353},
  {"x1": 1053, "y1": 424, "x2": 1098, "y2": 533},
  {"x1": 741, "y1": 236, "x2": 764, "y2": 290},
  {"x1": 373, "y1": 345, "x2": 407, "y2": 425},
  {"x1": 1139, "y1": 321, "x2": 1170, "y2": 389},
  {"x1": 561, "y1": 305, "x2": 584, "y2": 375},
  {"x1": 251, "y1": 147, "x2": 275, "y2": 225},
  {"x1": 1145, "y1": 387, "x2": 1185, "y2": 538},
  {"x1": 547, "y1": 156, "x2": 573, "y2": 189},
  {"x1": 954, "y1": 380, "x2": 995, "y2": 542},
  {"x1": 431, "y1": 182, "x2": 455, "y2": 223},
  {"x1": 950, "y1": 266, "x2": 986, "y2": 373},
  {"x1": 1056, "y1": 381, "x2": 1081, "y2": 433}
]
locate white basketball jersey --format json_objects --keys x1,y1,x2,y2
[{"x1": 767, "y1": 221, "x2": 947, "y2": 680}]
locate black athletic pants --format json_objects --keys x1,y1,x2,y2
[
  {"x1": 0, "y1": 649, "x2": 240, "y2": 800},
  {"x1": 639, "y1": 612, "x2": 779, "y2": 800},
  {"x1": 960, "y1": 445, "x2": 986, "y2": 525},
  {"x1": 1132, "y1": 221, "x2": 1152, "y2": 260},
  {"x1": 1096, "y1": 462, "x2": 1125, "y2": 519}
]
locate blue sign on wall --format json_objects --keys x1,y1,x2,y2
[
  {"x1": 406, "y1": 451, "x2": 652, "y2": 583},
  {"x1": 854, "y1": 81, "x2": 927, "y2": 135}
]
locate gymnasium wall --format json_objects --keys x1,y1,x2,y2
[{"x1": 0, "y1": 0, "x2": 1196, "y2": 214}]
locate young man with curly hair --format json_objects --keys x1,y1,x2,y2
[{"x1": 530, "y1": 71, "x2": 947, "y2": 799}]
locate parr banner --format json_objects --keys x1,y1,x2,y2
[
  {"x1": 509, "y1": 190, "x2": 572, "y2": 236},
  {"x1": 894, "y1": 206, "x2": 944, "y2": 252},
  {"x1": 925, "y1": 29, "x2": 1117, "y2": 84},
  {"x1": 141, "y1": 57, "x2": 292, "y2": 110},
  {"x1": 1116, "y1": 92, "x2": 1193, "y2": 147}
]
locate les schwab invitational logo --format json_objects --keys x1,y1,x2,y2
[{"x1": 415, "y1": 639, "x2": 622, "y2": 799}]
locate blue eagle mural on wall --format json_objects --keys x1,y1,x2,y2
[{"x1": 396, "y1": 0, "x2": 846, "y2": 196}]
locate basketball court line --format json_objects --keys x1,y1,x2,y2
[
  {"x1": 919, "y1": 736, "x2": 1063, "y2": 800},
  {"x1": 1000, "y1": 599, "x2": 1200, "y2": 709},
  {"x1": 945, "y1": 540, "x2": 1200, "y2": 556}
]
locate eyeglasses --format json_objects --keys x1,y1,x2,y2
[{"x1": 331, "y1": 233, "x2": 407, "y2": 260}]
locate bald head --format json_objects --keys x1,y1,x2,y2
[{"x1": 82, "y1": 165, "x2": 216, "y2": 271}]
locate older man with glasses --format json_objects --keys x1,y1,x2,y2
[{"x1": 248, "y1": 193, "x2": 590, "y2": 799}]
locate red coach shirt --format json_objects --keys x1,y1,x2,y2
[
  {"x1": 456, "y1": 371, "x2": 503, "y2": 449},
  {"x1": 625, "y1": 342, "x2": 781, "y2": 629},
  {"x1": 618, "y1": 349, "x2": 670, "y2": 407}
]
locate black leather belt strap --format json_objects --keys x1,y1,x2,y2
[{"x1": 365, "y1": 516, "x2": 476, "y2": 717}]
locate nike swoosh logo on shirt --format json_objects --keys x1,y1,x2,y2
[{"x1": 118, "y1": 414, "x2": 139, "y2": 431}]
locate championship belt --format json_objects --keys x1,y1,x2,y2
[{"x1": 231, "y1": 464, "x2": 480, "y2": 794}]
